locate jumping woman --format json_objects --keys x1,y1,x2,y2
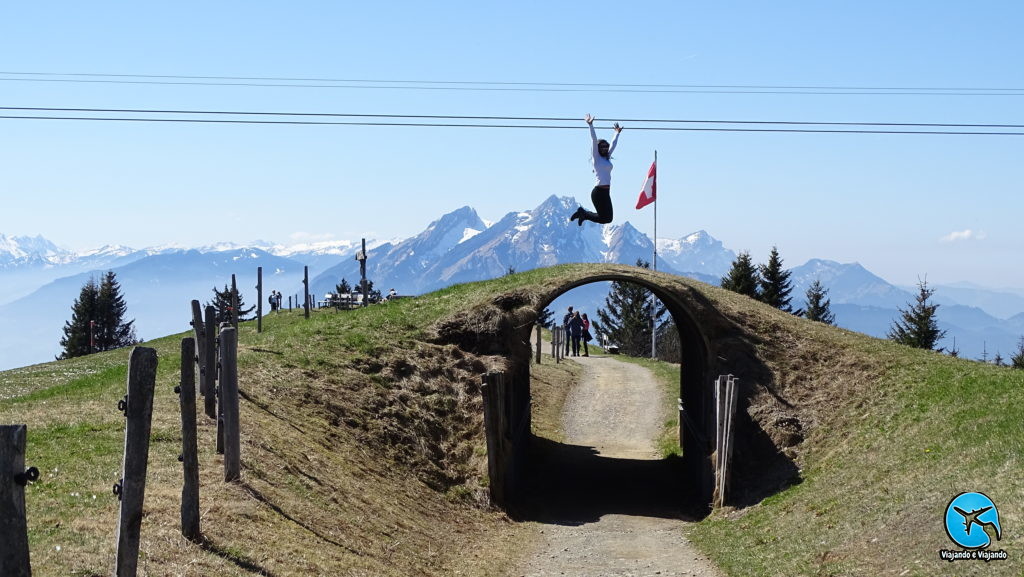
[{"x1": 570, "y1": 113, "x2": 623, "y2": 226}]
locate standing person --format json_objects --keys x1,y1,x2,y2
[
  {"x1": 581, "y1": 312, "x2": 592, "y2": 357},
  {"x1": 561, "y1": 306, "x2": 574, "y2": 356},
  {"x1": 570, "y1": 114, "x2": 623, "y2": 226},
  {"x1": 568, "y1": 311, "x2": 584, "y2": 357}
]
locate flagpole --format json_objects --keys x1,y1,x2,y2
[{"x1": 651, "y1": 150, "x2": 658, "y2": 360}]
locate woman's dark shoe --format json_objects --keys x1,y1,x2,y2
[{"x1": 569, "y1": 207, "x2": 584, "y2": 223}]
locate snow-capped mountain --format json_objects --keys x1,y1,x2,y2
[
  {"x1": 657, "y1": 230, "x2": 736, "y2": 279},
  {"x1": 0, "y1": 234, "x2": 73, "y2": 268},
  {"x1": 2, "y1": 196, "x2": 1023, "y2": 371},
  {"x1": 308, "y1": 195, "x2": 694, "y2": 297}
]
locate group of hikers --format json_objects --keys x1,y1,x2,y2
[
  {"x1": 267, "y1": 290, "x2": 283, "y2": 312},
  {"x1": 561, "y1": 305, "x2": 594, "y2": 357}
]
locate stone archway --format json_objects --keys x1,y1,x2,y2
[{"x1": 434, "y1": 264, "x2": 798, "y2": 515}]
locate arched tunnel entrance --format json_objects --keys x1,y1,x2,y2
[{"x1": 454, "y1": 265, "x2": 801, "y2": 517}]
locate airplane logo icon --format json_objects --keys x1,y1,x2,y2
[
  {"x1": 945, "y1": 492, "x2": 1002, "y2": 550},
  {"x1": 953, "y1": 505, "x2": 1001, "y2": 541}
]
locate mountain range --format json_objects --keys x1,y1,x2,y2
[{"x1": 2, "y1": 195, "x2": 1022, "y2": 370}]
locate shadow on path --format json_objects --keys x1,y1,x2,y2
[{"x1": 510, "y1": 435, "x2": 695, "y2": 525}]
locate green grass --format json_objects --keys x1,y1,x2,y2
[
  {"x1": 688, "y1": 342, "x2": 1024, "y2": 577},
  {"x1": 3, "y1": 262, "x2": 1024, "y2": 577}
]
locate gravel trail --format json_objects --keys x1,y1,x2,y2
[{"x1": 509, "y1": 350, "x2": 724, "y2": 577}]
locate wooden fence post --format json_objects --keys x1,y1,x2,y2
[
  {"x1": 220, "y1": 327, "x2": 241, "y2": 481},
  {"x1": 190, "y1": 300, "x2": 206, "y2": 397},
  {"x1": 114, "y1": 347, "x2": 158, "y2": 577},
  {"x1": 203, "y1": 306, "x2": 217, "y2": 419},
  {"x1": 177, "y1": 338, "x2": 201, "y2": 542},
  {"x1": 230, "y1": 275, "x2": 239, "y2": 329},
  {"x1": 713, "y1": 374, "x2": 738, "y2": 508},
  {"x1": 303, "y1": 266, "x2": 310, "y2": 319},
  {"x1": 256, "y1": 266, "x2": 263, "y2": 333},
  {"x1": 480, "y1": 372, "x2": 504, "y2": 505},
  {"x1": 535, "y1": 324, "x2": 542, "y2": 364},
  {"x1": 1, "y1": 424, "x2": 33, "y2": 577}
]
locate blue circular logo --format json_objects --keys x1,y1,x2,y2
[{"x1": 945, "y1": 492, "x2": 1001, "y2": 550}]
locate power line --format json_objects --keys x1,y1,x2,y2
[
  {"x1": 2, "y1": 106, "x2": 1023, "y2": 131},
  {"x1": 2, "y1": 114, "x2": 1022, "y2": 135},
  {"x1": 1, "y1": 71, "x2": 1023, "y2": 96}
]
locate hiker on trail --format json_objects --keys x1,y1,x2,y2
[
  {"x1": 581, "y1": 312, "x2": 592, "y2": 357},
  {"x1": 568, "y1": 310, "x2": 584, "y2": 357},
  {"x1": 562, "y1": 306, "x2": 574, "y2": 356},
  {"x1": 570, "y1": 113, "x2": 622, "y2": 226}
]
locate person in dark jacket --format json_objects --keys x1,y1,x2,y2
[
  {"x1": 561, "y1": 305, "x2": 574, "y2": 356},
  {"x1": 568, "y1": 310, "x2": 584, "y2": 357}
]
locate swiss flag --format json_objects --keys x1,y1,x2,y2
[{"x1": 635, "y1": 161, "x2": 656, "y2": 209}]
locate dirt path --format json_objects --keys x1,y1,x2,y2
[{"x1": 508, "y1": 349, "x2": 724, "y2": 577}]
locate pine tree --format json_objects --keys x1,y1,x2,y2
[
  {"x1": 993, "y1": 352, "x2": 1005, "y2": 366},
  {"x1": 58, "y1": 271, "x2": 138, "y2": 359},
  {"x1": 655, "y1": 318, "x2": 681, "y2": 363},
  {"x1": 887, "y1": 279, "x2": 946, "y2": 350},
  {"x1": 758, "y1": 246, "x2": 794, "y2": 312},
  {"x1": 95, "y1": 271, "x2": 138, "y2": 351},
  {"x1": 58, "y1": 277, "x2": 100, "y2": 359},
  {"x1": 596, "y1": 259, "x2": 666, "y2": 357},
  {"x1": 1011, "y1": 337, "x2": 1024, "y2": 369},
  {"x1": 335, "y1": 278, "x2": 352, "y2": 295},
  {"x1": 721, "y1": 251, "x2": 759, "y2": 299},
  {"x1": 207, "y1": 284, "x2": 255, "y2": 324},
  {"x1": 803, "y1": 279, "x2": 835, "y2": 325},
  {"x1": 537, "y1": 307, "x2": 555, "y2": 329}
]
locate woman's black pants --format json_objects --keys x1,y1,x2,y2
[{"x1": 579, "y1": 186, "x2": 613, "y2": 224}]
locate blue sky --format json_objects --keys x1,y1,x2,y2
[{"x1": 2, "y1": 1, "x2": 1022, "y2": 287}]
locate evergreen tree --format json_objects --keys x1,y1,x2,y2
[
  {"x1": 207, "y1": 284, "x2": 256, "y2": 324},
  {"x1": 335, "y1": 278, "x2": 352, "y2": 295},
  {"x1": 720, "y1": 251, "x2": 759, "y2": 299},
  {"x1": 887, "y1": 279, "x2": 946, "y2": 350},
  {"x1": 655, "y1": 318, "x2": 681, "y2": 363},
  {"x1": 758, "y1": 246, "x2": 794, "y2": 312},
  {"x1": 58, "y1": 277, "x2": 100, "y2": 359},
  {"x1": 993, "y1": 352, "x2": 1005, "y2": 366},
  {"x1": 803, "y1": 279, "x2": 835, "y2": 325},
  {"x1": 597, "y1": 259, "x2": 666, "y2": 357},
  {"x1": 1011, "y1": 337, "x2": 1024, "y2": 369},
  {"x1": 58, "y1": 271, "x2": 138, "y2": 359},
  {"x1": 536, "y1": 307, "x2": 555, "y2": 329},
  {"x1": 95, "y1": 271, "x2": 138, "y2": 351}
]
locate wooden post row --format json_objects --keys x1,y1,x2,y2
[
  {"x1": 114, "y1": 347, "x2": 158, "y2": 577},
  {"x1": 177, "y1": 338, "x2": 201, "y2": 542},
  {"x1": 1, "y1": 424, "x2": 33, "y2": 577},
  {"x1": 220, "y1": 327, "x2": 241, "y2": 482}
]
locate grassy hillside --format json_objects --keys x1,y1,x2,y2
[
  {"x1": 2, "y1": 263, "x2": 1023, "y2": 576},
  {"x1": 685, "y1": 287, "x2": 1024, "y2": 577},
  {"x1": 0, "y1": 274, "x2": 554, "y2": 576}
]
